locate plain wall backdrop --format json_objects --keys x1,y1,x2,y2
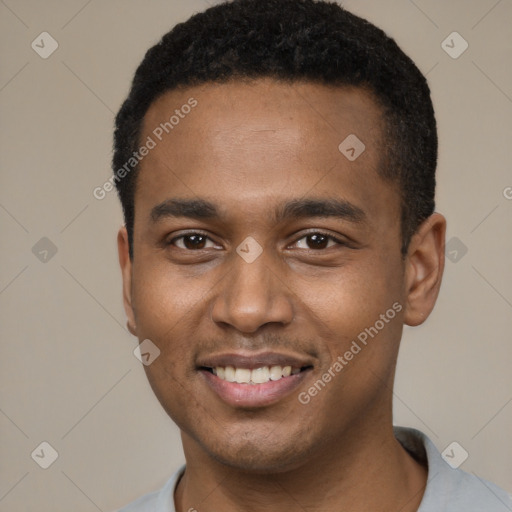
[{"x1": 1, "y1": 0, "x2": 511, "y2": 510}]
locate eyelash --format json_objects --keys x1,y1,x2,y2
[{"x1": 167, "y1": 231, "x2": 348, "y2": 251}]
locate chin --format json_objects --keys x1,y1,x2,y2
[{"x1": 196, "y1": 428, "x2": 315, "y2": 474}]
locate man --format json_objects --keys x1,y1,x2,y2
[{"x1": 113, "y1": 0, "x2": 512, "y2": 510}]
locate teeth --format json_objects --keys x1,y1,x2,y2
[
  {"x1": 212, "y1": 365, "x2": 301, "y2": 384},
  {"x1": 251, "y1": 367, "x2": 270, "y2": 384},
  {"x1": 224, "y1": 365, "x2": 236, "y2": 382},
  {"x1": 269, "y1": 365, "x2": 283, "y2": 381},
  {"x1": 234, "y1": 368, "x2": 251, "y2": 383}
]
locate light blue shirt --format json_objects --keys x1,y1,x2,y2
[{"x1": 115, "y1": 426, "x2": 512, "y2": 511}]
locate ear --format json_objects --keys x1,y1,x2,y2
[
  {"x1": 403, "y1": 213, "x2": 446, "y2": 326},
  {"x1": 117, "y1": 226, "x2": 137, "y2": 336}
]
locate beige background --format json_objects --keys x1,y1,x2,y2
[{"x1": 1, "y1": 0, "x2": 511, "y2": 510}]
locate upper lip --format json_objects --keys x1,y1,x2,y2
[{"x1": 197, "y1": 351, "x2": 314, "y2": 370}]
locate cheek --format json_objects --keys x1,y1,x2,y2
[
  {"x1": 294, "y1": 254, "x2": 404, "y2": 385},
  {"x1": 295, "y1": 264, "x2": 404, "y2": 413},
  {"x1": 296, "y1": 257, "x2": 402, "y2": 333},
  {"x1": 131, "y1": 258, "x2": 208, "y2": 337},
  {"x1": 131, "y1": 261, "x2": 203, "y2": 421},
  {"x1": 129, "y1": 259, "x2": 211, "y2": 402}
]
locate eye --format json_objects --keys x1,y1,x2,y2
[
  {"x1": 168, "y1": 233, "x2": 221, "y2": 250},
  {"x1": 167, "y1": 231, "x2": 347, "y2": 252},
  {"x1": 293, "y1": 232, "x2": 345, "y2": 250}
]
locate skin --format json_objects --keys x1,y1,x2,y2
[{"x1": 117, "y1": 79, "x2": 446, "y2": 512}]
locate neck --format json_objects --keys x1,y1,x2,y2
[{"x1": 174, "y1": 420, "x2": 427, "y2": 512}]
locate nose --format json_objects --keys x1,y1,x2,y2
[{"x1": 210, "y1": 250, "x2": 294, "y2": 334}]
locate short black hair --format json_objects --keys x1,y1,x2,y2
[{"x1": 113, "y1": 0, "x2": 437, "y2": 258}]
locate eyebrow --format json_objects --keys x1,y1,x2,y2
[{"x1": 150, "y1": 197, "x2": 366, "y2": 224}]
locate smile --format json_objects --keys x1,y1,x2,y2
[
  {"x1": 197, "y1": 352, "x2": 314, "y2": 407},
  {"x1": 205, "y1": 365, "x2": 304, "y2": 384}
]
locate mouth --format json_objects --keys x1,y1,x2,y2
[
  {"x1": 197, "y1": 352, "x2": 314, "y2": 408},
  {"x1": 200, "y1": 364, "x2": 311, "y2": 384}
]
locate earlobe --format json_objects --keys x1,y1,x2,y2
[
  {"x1": 117, "y1": 227, "x2": 137, "y2": 337},
  {"x1": 403, "y1": 213, "x2": 446, "y2": 326},
  {"x1": 126, "y1": 320, "x2": 137, "y2": 336}
]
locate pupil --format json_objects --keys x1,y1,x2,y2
[
  {"x1": 185, "y1": 235, "x2": 206, "y2": 249},
  {"x1": 309, "y1": 234, "x2": 327, "y2": 249}
]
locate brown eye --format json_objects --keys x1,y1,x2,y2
[
  {"x1": 170, "y1": 233, "x2": 218, "y2": 250},
  {"x1": 294, "y1": 233, "x2": 341, "y2": 250}
]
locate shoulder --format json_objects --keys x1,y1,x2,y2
[
  {"x1": 394, "y1": 426, "x2": 512, "y2": 512},
  {"x1": 113, "y1": 465, "x2": 186, "y2": 512}
]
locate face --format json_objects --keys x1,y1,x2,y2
[{"x1": 118, "y1": 79, "x2": 444, "y2": 472}]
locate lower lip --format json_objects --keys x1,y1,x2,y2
[{"x1": 200, "y1": 369, "x2": 311, "y2": 408}]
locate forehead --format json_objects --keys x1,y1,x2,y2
[
  {"x1": 143, "y1": 79, "x2": 385, "y2": 153},
  {"x1": 135, "y1": 79, "x2": 398, "y2": 226}
]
